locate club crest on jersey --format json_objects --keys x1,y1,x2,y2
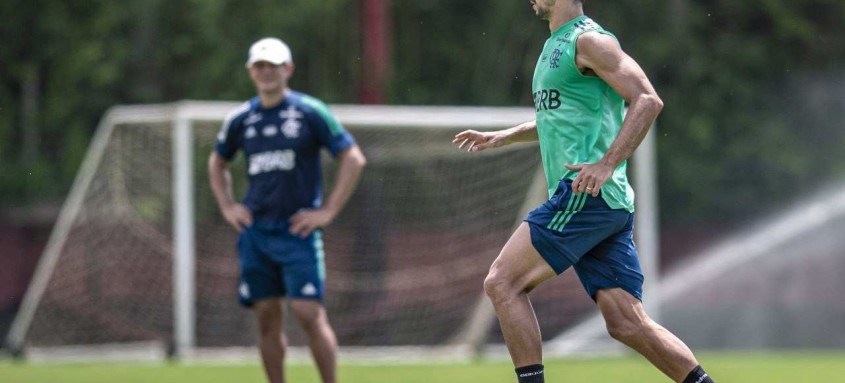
[
  {"x1": 279, "y1": 106, "x2": 304, "y2": 139},
  {"x1": 550, "y1": 48, "x2": 562, "y2": 69},
  {"x1": 281, "y1": 119, "x2": 301, "y2": 138}
]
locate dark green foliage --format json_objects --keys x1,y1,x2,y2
[{"x1": 1, "y1": 0, "x2": 843, "y2": 230}]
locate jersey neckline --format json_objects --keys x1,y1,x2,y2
[{"x1": 550, "y1": 15, "x2": 588, "y2": 36}]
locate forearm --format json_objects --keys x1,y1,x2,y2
[
  {"x1": 503, "y1": 120, "x2": 539, "y2": 144},
  {"x1": 600, "y1": 95, "x2": 662, "y2": 168},
  {"x1": 208, "y1": 153, "x2": 238, "y2": 211},
  {"x1": 322, "y1": 146, "x2": 366, "y2": 217}
]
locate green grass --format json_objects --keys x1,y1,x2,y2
[{"x1": 3, "y1": 352, "x2": 845, "y2": 383}]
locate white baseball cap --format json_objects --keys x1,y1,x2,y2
[{"x1": 245, "y1": 37, "x2": 293, "y2": 68}]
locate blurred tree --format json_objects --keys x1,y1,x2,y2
[{"x1": 0, "y1": 0, "x2": 843, "y2": 234}]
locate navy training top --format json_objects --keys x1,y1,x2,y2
[{"x1": 215, "y1": 91, "x2": 355, "y2": 227}]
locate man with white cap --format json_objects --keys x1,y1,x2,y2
[{"x1": 209, "y1": 37, "x2": 366, "y2": 383}]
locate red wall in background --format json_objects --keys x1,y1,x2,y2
[{"x1": 0, "y1": 223, "x2": 50, "y2": 335}]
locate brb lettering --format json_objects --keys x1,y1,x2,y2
[{"x1": 533, "y1": 89, "x2": 561, "y2": 111}]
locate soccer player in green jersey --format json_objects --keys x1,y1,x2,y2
[{"x1": 453, "y1": 1, "x2": 714, "y2": 383}]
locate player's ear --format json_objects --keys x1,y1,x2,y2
[{"x1": 284, "y1": 62, "x2": 295, "y2": 77}]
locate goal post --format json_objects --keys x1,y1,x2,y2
[{"x1": 6, "y1": 101, "x2": 658, "y2": 362}]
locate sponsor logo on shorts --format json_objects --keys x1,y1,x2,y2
[
  {"x1": 239, "y1": 282, "x2": 250, "y2": 299},
  {"x1": 301, "y1": 282, "x2": 317, "y2": 296}
]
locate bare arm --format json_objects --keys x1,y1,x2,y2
[
  {"x1": 208, "y1": 151, "x2": 253, "y2": 232},
  {"x1": 452, "y1": 120, "x2": 539, "y2": 153},
  {"x1": 288, "y1": 144, "x2": 367, "y2": 238},
  {"x1": 567, "y1": 31, "x2": 664, "y2": 196}
]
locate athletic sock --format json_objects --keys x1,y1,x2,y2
[
  {"x1": 682, "y1": 365, "x2": 714, "y2": 383},
  {"x1": 515, "y1": 364, "x2": 544, "y2": 383}
]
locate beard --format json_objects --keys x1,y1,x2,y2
[{"x1": 532, "y1": 0, "x2": 555, "y2": 20}]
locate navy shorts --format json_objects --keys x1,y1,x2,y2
[
  {"x1": 524, "y1": 179, "x2": 644, "y2": 301},
  {"x1": 237, "y1": 225, "x2": 326, "y2": 306}
]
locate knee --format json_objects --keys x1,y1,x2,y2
[
  {"x1": 605, "y1": 317, "x2": 644, "y2": 344},
  {"x1": 257, "y1": 319, "x2": 281, "y2": 339},
  {"x1": 297, "y1": 315, "x2": 322, "y2": 334},
  {"x1": 483, "y1": 271, "x2": 517, "y2": 304},
  {"x1": 291, "y1": 303, "x2": 328, "y2": 333}
]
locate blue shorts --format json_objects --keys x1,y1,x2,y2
[
  {"x1": 524, "y1": 179, "x2": 644, "y2": 301},
  {"x1": 237, "y1": 225, "x2": 326, "y2": 306}
]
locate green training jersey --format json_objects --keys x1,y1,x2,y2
[{"x1": 532, "y1": 15, "x2": 635, "y2": 212}]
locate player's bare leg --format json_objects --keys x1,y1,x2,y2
[
  {"x1": 255, "y1": 299, "x2": 288, "y2": 383},
  {"x1": 483, "y1": 222, "x2": 557, "y2": 368},
  {"x1": 596, "y1": 288, "x2": 700, "y2": 382},
  {"x1": 291, "y1": 299, "x2": 337, "y2": 383}
]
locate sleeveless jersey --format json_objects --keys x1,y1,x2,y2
[
  {"x1": 531, "y1": 16, "x2": 634, "y2": 212},
  {"x1": 215, "y1": 91, "x2": 355, "y2": 226}
]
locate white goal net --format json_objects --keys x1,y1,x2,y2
[{"x1": 7, "y1": 102, "x2": 658, "y2": 362}]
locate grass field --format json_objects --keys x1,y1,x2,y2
[{"x1": 3, "y1": 352, "x2": 845, "y2": 383}]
